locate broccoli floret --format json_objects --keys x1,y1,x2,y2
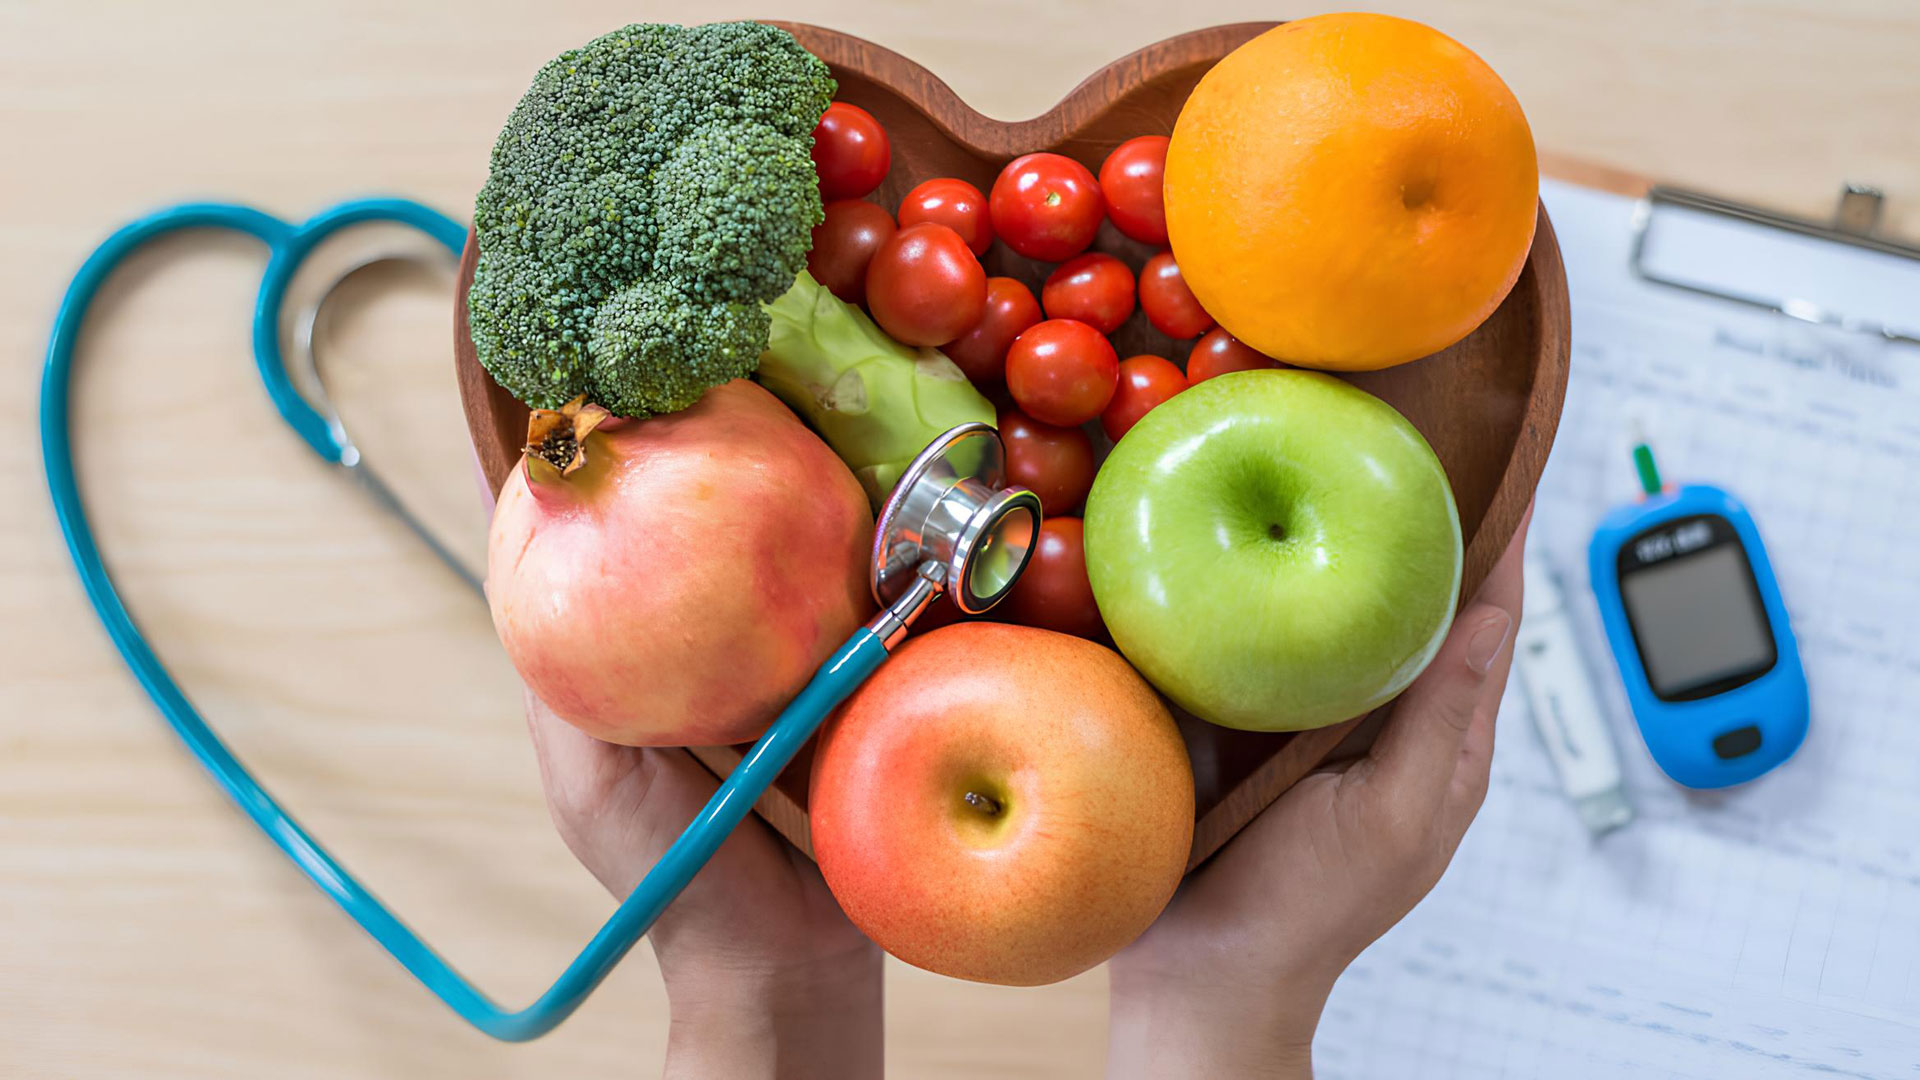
[
  {"x1": 470, "y1": 21, "x2": 833, "y2": 417},
  {"x1": 654, "y1": 123, "x2": 822, "y2": 307},
  {"x1": 589, "y1": 280, "x2": 771, "y2": 416}
]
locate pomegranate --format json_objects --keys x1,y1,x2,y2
[{"x1": 487, "y1": 380, "x2": 874, "y2": 746}]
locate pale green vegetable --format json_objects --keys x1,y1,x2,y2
[{"x1": 759, "y1": 270, "x2": 997, "y2": 504}]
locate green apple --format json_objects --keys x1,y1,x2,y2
[{"x1": 1083, "y1": 370, "x2": 1462, "y2": 731}]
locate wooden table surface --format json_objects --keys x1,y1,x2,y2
[{"x1": 3, "y1": 2, "x2": 1914, "y2": 1076}]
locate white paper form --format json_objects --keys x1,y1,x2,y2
[{"x1": 1314, "y1": 179, "x2": 1920, "y2": 1079}]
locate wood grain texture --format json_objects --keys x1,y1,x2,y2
[
  {"x1": 10, "y1": 1, "x2": 1914, "y2": 1077},
  {"x1": 454, "y1": 22, "x2": 1571, "y2": 871}
]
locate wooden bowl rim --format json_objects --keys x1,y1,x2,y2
[
  {"x1": 774, "y1": 20, "x2": 1284, "y2": 154},
  {"x1": 457, "y1": 20, "x2": 1572, "y2": 870}
]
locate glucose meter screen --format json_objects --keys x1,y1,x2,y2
[{"x1": 1620, "y1": 544, "x2": 1776, "y2": 700}]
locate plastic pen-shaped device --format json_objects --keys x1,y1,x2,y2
[{"x1": 1515, "y1": 551, "x2": 1635, "y2": 835}]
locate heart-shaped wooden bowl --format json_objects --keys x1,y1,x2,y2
[{"x1": 454, "y1": 21, "x2": 1569, "y2": 871}]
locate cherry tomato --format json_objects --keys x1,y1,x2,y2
[
  {"x1": 1137, "y1": 251, "x2": 1213, "y2": 339},
  {"x1": 808, "y1": 199, "x2": 896, "y2": 305},
  {"x1": 1100, "y1": 354, "x2": 1189, "y2": 442},
  {"x1": 999, "y1": 407, "x2": 1097, "y2": 515},
  {"x1": 1004, "y1": 319, "x2": 1120, "y2": 427},
  {"x1": 865, "y1": 223, "x2": 987, "y2": 347},
  {"x1": 898, "y1": 177, "x2": 993, "y2": 256},
  {"x1": 989, "y1": 153, "x2": 1104, "y2": 262},
  {"x1": 1187, "y1": 327, "x2": 1284, "y2": 382},
  {"x1": 941, "y1": 277, "x2": 1042, "y2": 386},
  {"x1": 1000, "y1": 517, "x2": 1105, "y2": 640},
  {"x1": 812, "y1": 102, "x2": 891, "y2": 201},
  {"x1": 1040, "y1": 253, "x2": 1136, "y2": 335},
  {"x1": 1098, "y1": 135, "x2": 1170, "y2": 246}
]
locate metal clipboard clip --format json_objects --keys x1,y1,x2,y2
[{"x1": 1629, "y1": 183, "x2": 1920, "y2": 347}]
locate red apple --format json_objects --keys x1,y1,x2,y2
[{"x1": 809, "y1": 622, "x2": 1194, "y2": 985}]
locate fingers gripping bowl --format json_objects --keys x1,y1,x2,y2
[{"x1": 456, "y1": 19, "x2": 1568, "y2": 984}]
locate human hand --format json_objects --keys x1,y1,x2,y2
[
  {"x1": 1107, "y1": 507, "x2": 1530, "y2": 1079},
  {"x1": 478, "y1": 428, "x2": 878, "y2": 1079},
  {"x1": 524, "y1": 694, "x2": 880, "y2": 1078}
]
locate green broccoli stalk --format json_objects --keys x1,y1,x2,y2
[
  {"x1": 468, "y1": 22, "x2": 833, "y2": 417},
  {"x1": 759, "y1": 271, "x2": 997, "y2": 503}
]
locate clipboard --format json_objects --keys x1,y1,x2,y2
[
  {"x1": 1543, "y1": 151, "x2": 1920, "y2": 344},
  {"x1": 1312, "y1": 156, "x2": 1920, "y2": 1079}
]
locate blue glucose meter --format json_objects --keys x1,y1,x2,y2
[{"x1": 1587, "y1": 446, "x2": 1809, "y2": 788}]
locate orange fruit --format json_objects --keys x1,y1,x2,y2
[{"x1": 1164, "y1": 14, "x2": 1538, "y2": 371}]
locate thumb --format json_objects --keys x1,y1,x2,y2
[{"x1": 1365, "y1": 603, "x2": 1514, "y2": 811}]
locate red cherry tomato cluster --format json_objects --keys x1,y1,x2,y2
[{"x1": 806, "y1": 105, "x2": 1290, "y2": 641}]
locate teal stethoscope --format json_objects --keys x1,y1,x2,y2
[{"x1": 41, "y1": 198, "x2": 1042, "y2": 1041}]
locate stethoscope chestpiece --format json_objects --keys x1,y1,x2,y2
[{"x1": 870, "y1": 424, "x2": 1042, "y2": 642}]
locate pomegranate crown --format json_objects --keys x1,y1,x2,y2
[{"x1": 522, "y1": 396, "x2": 613, "y2": 485}]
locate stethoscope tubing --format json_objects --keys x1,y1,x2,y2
[{"x1": 40, "y1": 199, "x2": 885, "y2": 1040}]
